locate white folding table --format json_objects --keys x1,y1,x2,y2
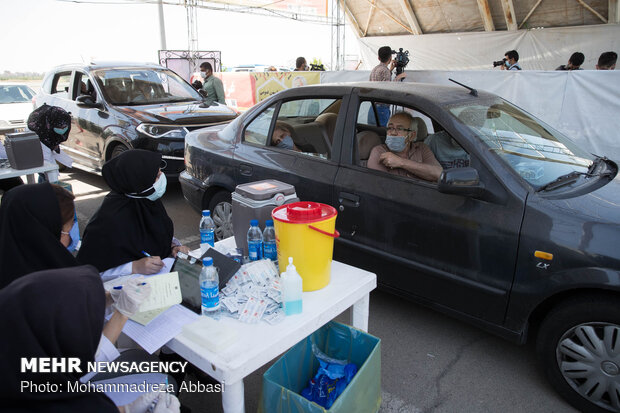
[
  {"x1": 0, "y1": 161, "x2": 59, "y2": 184},
  {"x1": 165, "y1": 239, "x2": 377, "y2": 413}
]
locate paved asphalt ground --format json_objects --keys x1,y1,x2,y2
[{"x1": 57, "y1": 168, "x2": 577, "y2": 413}]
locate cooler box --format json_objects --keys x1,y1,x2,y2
[
  {"x1": 259, "y1": 321, "x2": 381, "y2": 413},
  {"x1": 232, "y1": 179, "x2": 298, "y2": 255},
  {"x1": 4, "y1": 131, "x2": 44, "y2": 170}
]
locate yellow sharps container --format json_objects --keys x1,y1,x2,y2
[{"x1": 271, "y1": 202, "x2": 339, "y2": 291}]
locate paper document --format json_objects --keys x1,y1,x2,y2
[
  {"x1": 121, "y1": 304, "x2": 199, "y2": 354},
  {"x1": 138, "y1": 271, "x2": 182, "y2": 313},
  {"x1": 130, "y1": 306, "x2": 169, "y2": 326}
]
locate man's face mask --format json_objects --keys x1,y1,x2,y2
[
  {"x1": 276, "y1": 135, "x2": 294, "y2": 150},
  {"x1": 385, "y1": 136, "x2": 407, "y2": 152},
  {"x1": 147, "y1": 173, "x2": 167, "y2": 201}
]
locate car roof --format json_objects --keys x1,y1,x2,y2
[
  {"x1": 286, "y1": 81, "x2": 498, "y2": 106},
  {"x1": 50, "y1": 62, "x2": 167, "y2": 72}
]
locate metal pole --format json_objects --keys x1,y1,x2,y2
[{"x1": 157, "y1": 0, "x2": 167, "y2": 50}]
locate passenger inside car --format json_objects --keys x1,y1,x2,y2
[
  {"x1": 367, "y1": 111, "x2": 442, "y2": 181},
  {"x1": 271, "y1": 121, "x2": 300, "y2": 151}
]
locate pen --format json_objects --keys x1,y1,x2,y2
[
  {"x1": 113, "y1": 282, "x2": 146, "y2": 290},
  {"x1": 142, "y1": 251, "x2": 151, "y2": 257}
]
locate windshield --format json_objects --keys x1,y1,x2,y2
[
  {"x1": 93, "y1": 68, "x2": 201, "y2": 106},
  {"x1": 0, "y1": 85, "x2": 35, "y2": 104},
  {"x1": 448, "y1": 99, "x2": 594, "y2": 188}
]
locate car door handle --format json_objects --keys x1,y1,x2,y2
[
  {"x1": 239, "y1": 164, "x2": 253, "y2": 176},
  {"x1": 339, "y1": 192, "x2": 360, "y2": 208}
]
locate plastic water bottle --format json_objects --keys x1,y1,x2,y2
[
  {"x1": 263, "y1": 220, "x2": 277, "y2": 263},
  {"x1": 281, "y1": 257, "x2": 302, "y2": 315},
  {"x1": 199, "y1": 210, "x2": 215, "y2": 249},
  {"x1": 247, "y1": 219, "x2": 263, "y2": 261},
  {"x1": 199, "y1": 257, "x2": 220, "y2": 319}
]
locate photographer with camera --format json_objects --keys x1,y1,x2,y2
[
  {"x1": 494, "y1": 50, "x2": 521, "y2": 70},
  {"x1": 369, "y1": 46, "x2": 408, "y2": 126}
]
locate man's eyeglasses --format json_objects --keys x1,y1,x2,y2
[{"x1": 387, "y1": 125, "x2": 412, "y2": 133}]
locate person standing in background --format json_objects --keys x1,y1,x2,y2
[
  {"x1": 556, "y1": 52, "x2": 585, "y2": 70},
  {"x1": 199, "y1": 62, "x2": 226, "y2": 105}
]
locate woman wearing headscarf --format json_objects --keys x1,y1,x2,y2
[
  {"x1": 27, "y1": 104, "x2": 73, "y2": 181},
  {"x1": 0, "y1": 183, "x2": 77, "y2": 288},
  {"x1": 0, "y1": 265, "x2": 180, "y2": 413},
  {"x1": 77, "y1": 149, "x2": 189, "y2": 279}
]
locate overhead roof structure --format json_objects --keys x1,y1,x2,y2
[{"x1": 339, "y1": 0, "x2": 619, "y2": 37}]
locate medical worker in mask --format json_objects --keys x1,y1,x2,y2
[
  {"x1": 367, "y1": 111, "x2": 442, "y2": 182},
  {"x1": 271, "y1": 121, "x2": 301, "y2": 152},
  {"x1": 77, "y1": 149, "x2": 189, "y2": 280}
]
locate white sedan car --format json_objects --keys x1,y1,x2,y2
[{"x1": 0, "y1": 83, "x2": 36, "y2": 135}]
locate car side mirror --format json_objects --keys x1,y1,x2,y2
[
  {"x1": 76, "y1": 95, "x2": 103, "y2": 109},
  {"x1": 437, "y1": 167, "x2": 485, "y2": 197}
]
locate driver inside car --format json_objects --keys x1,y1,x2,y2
[{"x1": 367, "y1": 111, "x2": 442, "y2": 181}]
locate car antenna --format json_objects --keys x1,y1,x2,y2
[{"x1": 449, "y1": 78, "x2": 478, "y2": 97}]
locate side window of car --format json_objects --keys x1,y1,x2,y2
[
  {"x1": 243, "y1": 105, "x2": 276, "y2": 146},
  {"x1": 274, "y1": 98, "x2": 340, "y2": 161},
  {"x1": 51, "y1": 72, "x2": 71, "y2": 98},
  {"x1": 73, "y1": 72, "x2": 97, "y2": 101},
  {"x1": 357, "y1": 100, "x2": 470, "y2": 182}
]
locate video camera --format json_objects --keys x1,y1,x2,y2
[
  {"x1": 391, "y1": 48, "x2": 410, "y2": 75},
  {"x1": 493, "y1": 58, "x2": 507, "y2": 68}
]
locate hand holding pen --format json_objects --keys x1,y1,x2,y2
[{"x1": 132, "y1": 250, "x2": 165, "y2": 275}]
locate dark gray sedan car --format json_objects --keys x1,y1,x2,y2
[{"x1": 181, "y1": 82, "x2": 620, "y2": 413}]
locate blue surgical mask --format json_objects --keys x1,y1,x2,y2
[
  {"x1": 276, "y1": 135, "x2": 294, "y2": 150},
  {"x1": 147, "y1": 173, "x2": 167, "y2": 201},
  {"x1": 385, "y1": 135, "x2": 407, "y2": 152},
  {"x1": 505, "y1": 61, "x2": 510, "y2": 68},
  {"x1": 200, "y1": 71, "x2": 208, "y2": 79},
  {"x1": 66, "y1": 218, "x2": 80, "y2": 252},
  {"x1": 54, "y1": 126, "x2": 68, "y2": 135}
]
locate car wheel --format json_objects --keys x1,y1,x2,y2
[
  {"x1": 207, "y1": 190, "x2": 233, "y2": 241},
  {"x1": 536, "y1": 295, "x2": 620, "y2": 413},
  {"x1": 110, "y1": 144, "x2": 129, "y2": 159}
]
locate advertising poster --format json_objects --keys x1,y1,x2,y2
[{"x1": 252, "y1": 72, "x2": 320, "y2": 103}]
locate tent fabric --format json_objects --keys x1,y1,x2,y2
[
  {"x1": 321, "y1": 69, "x2": 620, "y2": 161},
  {"x1": 356, "y1": 24, "x2": 620, "y2": 71}
]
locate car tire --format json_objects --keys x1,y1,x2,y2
[
  {"x1": 207, "y1": 190, "x2": 233, "y2": 241},
  {"x1": 536, "y1": 295, "x2": 620, "y2": 413},
  {"x1": 110, "y1": 144, "x2": 129, "y2": 159}
]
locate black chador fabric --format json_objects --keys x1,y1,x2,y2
[
  {"x1": 0, "y1": 183, "x2": 78, "y2": 289},
  {"x1": 0, "y1": 265, "x2": 118, "y2": 412},
  {"x1": 26, "y1": 104, "x2": 71, "y2": 153},
  {"x1": 77, "y1": 149, "x2": 173, "y2": 272}
]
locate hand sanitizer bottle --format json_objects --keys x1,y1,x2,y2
[{"x1": 281, "y1": 257, "x2": 302, "y2": 315}]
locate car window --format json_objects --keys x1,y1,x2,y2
[
  {"x1": 279, "y1": 98, "x2": 336, "y2": 118},
  {"x1": 447, "y1": 100, "x2": 593, "y2": 188},
  {"x1": 243, "y1": 105, "x2": 276, "y2": 145},
  {"x1": 355, "y1": 100, "x2": 458, "y2": 183},
  {"x1": 93, "y1": 68, "x2": 201, "y2": 106},
  {"x1": 0, "y1": 85, "x2": 35, "y2": 104},
  {"x1": 51, "y1": 72, "x2": 71, "y2": 97},
  {"x1": 73, "y1": 72, "x2": 97, "y2": 101}
]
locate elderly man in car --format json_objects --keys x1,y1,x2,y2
[{"x1": 367, "y1": 111, "x2": 442, "y2": 182}]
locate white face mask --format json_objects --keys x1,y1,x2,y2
[
  {"x1": 200, "y1": 71, "x2": 208, "y2": 79},
  {"x1": 147, "y1": 173, "x2": 167, "y2": 201},
  {"x1": 385, "y1": 135, "x2": 408, "y2": 152}
]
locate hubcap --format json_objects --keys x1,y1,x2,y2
[
  {"x1": 211, "y1": 201, "x2": 233, "y2": 240},
  {"x1": 556, "y1": 322, "x2": 620, "y2": 412}
]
